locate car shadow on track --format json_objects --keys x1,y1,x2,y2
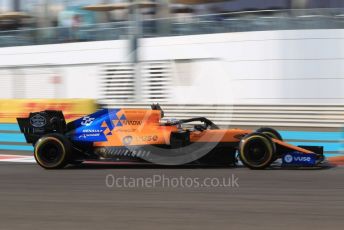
[
  {"x1": 64, "y1": 163, "x2": 244, "y2": 170},
  {"x1": 63, "y1": 163, "x2": 336, "y2": 170}
]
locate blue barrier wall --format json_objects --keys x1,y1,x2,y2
[
  {"x1": 0, "y1": 123, "x2": 342, "y2": 158},
  {"x1": 279, "y1": 131, "x2": 343, "y2": 157},
  {"x1": 0, "y1": 124, "x2": 33, "y2": 151}
]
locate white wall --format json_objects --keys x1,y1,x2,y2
[
  {"x1": 0, "y1": 40, "x2": 129, "y2": 66},
  {"x1": 1, "y1": 29, "x2": 344, "y2": 104},
  {"x1": 170, "y1": 59, "x2": 234, "y2": 104},
  {"x1": 0, "y1": 70, "x2": 13, "y2": 98},
  {"x1": 140, "y1": 30, "x2": 344, "y2": 104},
  {"x1": 62, "y1": 65, "x2": 100, "y2": 99}
]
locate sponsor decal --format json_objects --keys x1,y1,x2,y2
[
  {"x1": 123, "y1": 120, "x2": 142, "y2": 126},
  {"x1": 122, "y1": 135, "x2": 159, "y2": 145},
  {"x1": 282, "y1": 152, "x2": 316, "y2": 166},
  {"x1": 136, "y1": 135, "x2": 159, "y2": 142},
  {"x1": 123, "y1": 136, "x2": 133, "y2": 145},
  {"x1": 294, "y1": 156, "x2": 312, "y2": 162},
  {"x1": 71, "y1": 109, "x2": 120, "y2": 142},
  {"x1": 30, "y1": 114, "x2": 46, "y2": 128},
  {"x1": 82, "y1": 129, "x2": 103, "y2": 133},
  {"x1": 284, "y1": 154, "x2": 293, "y2": 163},
  {"x1": 78, "y1": 133, "x2": 101, "y2": 139},
  {"x1": 81, "y1": 116, "x2": 95, "y2": 126},
  {"x1": 117, "y1": 129, "x2": 137, "y2": 132}
]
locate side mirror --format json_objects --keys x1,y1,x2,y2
[{"x1": 151, "y1": 103, "x2": 164, "y2": 118}]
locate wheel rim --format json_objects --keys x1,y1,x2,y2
[
  {"x1": 241, "y1": 136, "x2": 273, "y2": 167},
  {"x1": 40, "y1": 142, "x2": 63, "y2": 163},
  {"x1": 35, "y1": 138, "x2": 65, "y2": 168}
]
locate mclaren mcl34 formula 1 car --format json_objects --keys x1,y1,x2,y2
[{"x1": 17, "y1": 104, "x2": 325, "y2": 169}]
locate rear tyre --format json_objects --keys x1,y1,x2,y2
[
  {"x1": 34, "y1": 133, "x2": 71, "y2": 169},
  {"x1": 256, "y1": 127, "x2": 282, "y2": 141},
  {"x1": 239, "y1": 133, "x2": 276, "y2": 170}
]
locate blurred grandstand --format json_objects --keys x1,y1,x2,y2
[{"x1": 2, "y1": 1, "x2": 344, "y2": 46}]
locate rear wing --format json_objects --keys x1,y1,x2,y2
[{"x1": 17, "y1": 110, "x2": 66, "y2": 144}]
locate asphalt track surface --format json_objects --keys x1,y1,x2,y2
[{"x1": 0, "y1": 153, "x2": 343, "y2": 230}]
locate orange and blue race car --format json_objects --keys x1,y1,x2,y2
[{"x1": 17, "y1": 104, "x2": 325, "y2": 169}]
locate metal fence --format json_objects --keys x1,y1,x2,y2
[{"x1": 2, "y1": 8, "x2": 344, "y2": 47}]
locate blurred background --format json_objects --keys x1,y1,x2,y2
[{"x1": 1, "y1": 0, "x2": 344, "y2": 163}]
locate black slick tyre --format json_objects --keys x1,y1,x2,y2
[
  {"x1": 34, "y1": 133, "x2": 71, "y2": 169},
  {"x1": 239, "y1": 133, "x2": 276, "y2": 170},
  {"x1": 256, "y1": 127, "x2": 282, "y2": 141}
]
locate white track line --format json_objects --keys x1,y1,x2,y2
[{"x1": 0, "y1": 154, "x2": 35, "y2": 163}]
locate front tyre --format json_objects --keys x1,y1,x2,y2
[
  {"x1": 256, "y1": 127, "x2": 282, "y2": 141},
  {"x1": 34, "y1": 134, "x2": 71, "y2": 169},
  {"x1": 239, "y1": 133, "x2": 276, "y2": 170}
]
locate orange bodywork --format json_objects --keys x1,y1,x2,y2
[
  {"x1": 93, "y1": 108, "x2": 252, "y2": 147},
  {"x1": 273, "y1": 139, "x2": 313, "y2": 154}
]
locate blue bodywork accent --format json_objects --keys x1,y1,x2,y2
[
  {"x1": 69, "y1": 108, "x2": 122, "y2": 142},
  {"x1": 282, "y1": 151, "x2": 317, "y2": 167}
]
